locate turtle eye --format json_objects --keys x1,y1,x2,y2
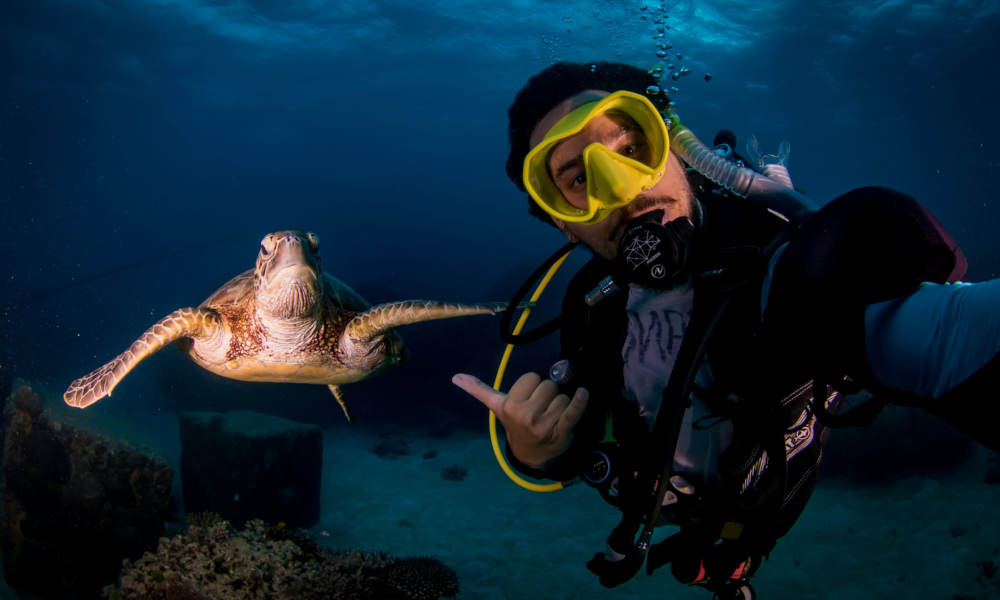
[
  {"x1": 260, "y1": 235, "x2": 276, "y2": 256},
  {"x1": 306, "y1": 233, "x2": 319, "y2": 252}
]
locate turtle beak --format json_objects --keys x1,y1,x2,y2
[
  {"x1": 262, "y1": 234, "x2": 319, "y2": 291},
  {"x1": 257, "y1": 232, "x2": 321, "y2": 318}
]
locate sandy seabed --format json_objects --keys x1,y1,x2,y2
[
  {"x1": 316, "y1": 426, "x2": 1000, "y2": 600},
  {"x1": 1, "y1": 410, "x2": 997, "y2": 600}
]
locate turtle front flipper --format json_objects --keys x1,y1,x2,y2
[
  {"x1": 64, "y1": 307, "x2": 222, "y2": 409},
  {"x1": 343, "y1": 300, "x2": 506, "y2": 346}
]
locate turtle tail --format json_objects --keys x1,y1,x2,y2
[
  {"x1": 343, "y1": 300, "x2": 506, "y2": 345},
  {"x1": 64, "y1": 307, "x2": 222, "y2": 409}
]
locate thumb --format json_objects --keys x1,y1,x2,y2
[{"x1": 451, "y1": 373, "x2": 505, "y2": 413}]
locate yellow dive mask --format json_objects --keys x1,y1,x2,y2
[{"x1": 523, "y1": 90, "x2": 670, "y2": 224}]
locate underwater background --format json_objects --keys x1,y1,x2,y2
[{"x1": 1, "y1": 1, "x2": 999, "y2": 598}]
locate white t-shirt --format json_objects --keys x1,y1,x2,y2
[{"x1": 621, "y1": 283, "x2": 733, "y2": 484}]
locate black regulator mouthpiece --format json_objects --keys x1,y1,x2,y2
[
  {"x1": 584, "y1": 211, "x2": 696, "y2": 306},
  {"x1": 615, "y1": 211, "x2": 695, "y2": 290}
]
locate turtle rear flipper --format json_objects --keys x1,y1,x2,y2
[
  {"x1": 327, "y1": 384, "x2": 352, "y2": 423},
  {"x1": 64, "y1": 307, "x2": 222, "y2": 409}
]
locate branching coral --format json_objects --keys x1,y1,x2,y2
[
  {"x1": 384, "y1": 557, "x2": 460, "y2": 600},
  {"x1": 106, "y1": 519, "x2": 458, "y2": 600},
  {"x1": 184, "y1": 511, "x2": 223, "y2": 531}
]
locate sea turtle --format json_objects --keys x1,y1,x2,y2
[{"x1": 64, "y1": 229, "x2": 506, "y2": 421}]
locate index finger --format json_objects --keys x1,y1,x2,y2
[{"x1": 451, "y1": 373, "x2": 505, "y2": 413}]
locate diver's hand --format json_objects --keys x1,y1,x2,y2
[{"x1": 451, "y1": 372, "x2": 588, "y2": 470}]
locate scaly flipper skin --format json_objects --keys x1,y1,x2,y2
[
  {"x1": 343, "y1": 301, "x2": 506, "y2": 346},
  {"x1": 64, "y1": 307, "x2": 221, "y2": 408},
  {"x1": 327, "y1": 384, "x2": 351, "y2": 423}
]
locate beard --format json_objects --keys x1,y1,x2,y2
[{"x1": 605, "y1": 191, "x2": 699, "y2": 245}]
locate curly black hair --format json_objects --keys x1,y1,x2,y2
[{"x1": 505, "y1": 61, "x2": 666, "y2": 225}]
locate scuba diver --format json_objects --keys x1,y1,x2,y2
[{"x1": 452, "y1": 61, "x2": 1000, "y2": 598}]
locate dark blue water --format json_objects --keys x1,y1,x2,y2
[
  {"x1": 4, "y1": 0, "x2": 999, "y2": 423},
  {"x1": 3, "y1": 1, "x2": 999, "y2": 421}
]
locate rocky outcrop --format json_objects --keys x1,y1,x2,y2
[
  {"x1": 179, "y1": 410, "x2": 322, "y2": 528},
  {"x1": 1, "y1": 382, "x2": 173, "y2": 599}
]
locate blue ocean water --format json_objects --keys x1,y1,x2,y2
[{"x1": 2, "y1": 1, "x2": 999, "y2": 598}]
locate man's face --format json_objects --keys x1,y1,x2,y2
[{"x1": 530, "y1": 91, "x2": 695, "y2": 260}]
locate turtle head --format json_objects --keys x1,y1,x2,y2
[{"x1": 253, "y1": 230, "x2": 323, "y2": 320}]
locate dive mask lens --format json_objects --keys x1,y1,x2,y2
[{"x1": 523, "y1": 90, "x2": 670, "y2": 224}]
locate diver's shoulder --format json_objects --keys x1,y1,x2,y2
[{"x1": 697, "y1": 189, "x2": 792, "y2": 245}]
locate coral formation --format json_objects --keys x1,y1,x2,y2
[
  {"x1": 108, "y1": 519, "x2": 459, "y2": 600},
  {"x1": 385, "y1": 557, "x2": 460, "y2": 600},
  {"x1": 185, "y1": 511, "x2": 224, "y2": 530},
  {"x1": 2, "y1": 382, "x2": 172, "y2": 599}
]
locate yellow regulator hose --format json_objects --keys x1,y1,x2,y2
[{"x1": 490, "y1": 248, "x2": 574, "y2": 493}]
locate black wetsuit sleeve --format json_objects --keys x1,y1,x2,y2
[
  {"x1": 760, "y1": 187, "x2": 999, "y2": 451},
  {"x1": 763, "y1": 186, "x2": 965, "y2": 383},
  {"x1": 503, "y1": 440, "x2": 579, "y2": 481}
]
